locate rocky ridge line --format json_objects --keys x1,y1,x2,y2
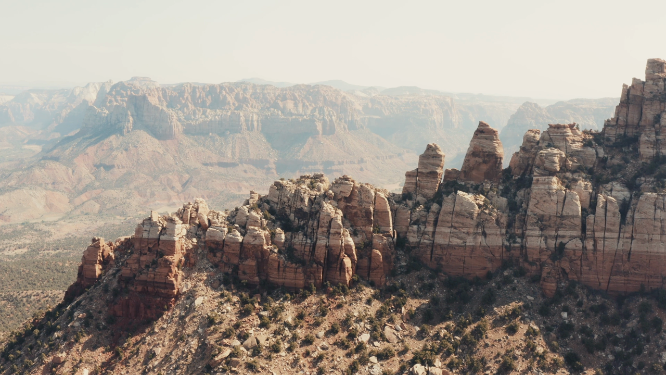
[{"x1": 63, "y1": 59, "x2": 666, "y2": 325}]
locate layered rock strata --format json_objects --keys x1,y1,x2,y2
[
  {"x1": 64, "y1": 237, "x2": 116, "y2": 302},
  {"x1": 401, "y1": 143, "x2": 445, "y2": 200},
  {"x1": 459, "y1": 121, "x2": 504, "y2": 183},
  {"x1": 604, "y1": 58, "x2": 666, "y2": 161},
  {"x1": 63, "y1": 58, "x2": 666, "y2": 321}
]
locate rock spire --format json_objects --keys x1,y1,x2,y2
[{"x1": 459, "y1": 121, "x2": 504, "y2": 183}]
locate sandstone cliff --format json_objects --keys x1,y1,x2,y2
[{"x1": 60, "y1": 59, "x2": 666, "y2": 320}]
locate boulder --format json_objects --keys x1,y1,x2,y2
[{"x1": 411, "y1": 364, "x2": 427, "y2": 375}]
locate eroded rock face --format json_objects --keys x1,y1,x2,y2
[
  {"x1": 112, "y1": 204, "x2": 203, "y2": 319},
  {"x1": 402, "y1": 144, "x2": 445, "y2": 200},
  {"x1": 62, "y1": 61, "x2": 666, "y2": 323},
  {"x1": 408, "y1": 191, "x2": 506, "y2": 278},
  {"x1": 523, "y1": 177, "x2": 582, "y2": 273},
  {"x1": 509, "y1": 129, "x2": 540, "y2": 176},
  {"x1": 204, "y1": 174, "x2": 392, "y2": 289},
  {"x1": 64, "y1": 237, "x2": 116, "y2": 302},
  {"x1": 459, "y1": 121, "x2": 504, "y2": 183},
  {"x1": 605, "y1": 58, "x2": 666, "y2": 161}
]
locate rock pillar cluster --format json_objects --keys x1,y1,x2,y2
[
  {"x1": 604, "y1": 58, "x2": 666, "y2": 161},
  {"x1": 63, "y1": 58, "x2": 666, "y2": 319}
]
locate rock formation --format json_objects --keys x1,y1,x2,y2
[
  {"x1": 64, "y1": 237, "x2": 116, "y2": 302},
  {"x1": 401, "y1": 143, "x2": 445, "y2": 200},
  {"x1": 500, "y1": 98, "x2": 616, "y2": 157},
  {"x1": 459, "y1": 121, "x2": 504, "y2": 183},
  {"x1": 604, "y1": 58, "x2": 666, "y2": 161},
  {"x1": 60, "y1": 59, "x2": 666, "y2": 321}
]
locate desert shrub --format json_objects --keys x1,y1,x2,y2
[
  {"x1": 564, "y1": 352, "x2": 584, "y2": 371},
  {"x1": 259, "y1": 316, "x2": 271, "y2": 328},
  {"x1": 375, "y1": 346, "x2": 395, "y2": 360},
  {"x1": 557, "y1": 322, "x2": 575, "y2": 339},
  {"x1": 335, "y1": 338, "x2": 351, "y2": 350},
  {"x1": 245, "y1": 359, "x2": 259, "y2": 372},
  {"x1": 223, "y1": 327, "x2": 235, "y2": 338},
  {"x1": 471, "y1": 319, "x2": 488, "y2": 340},
  {"x1": 505, "y1": 321, "x2": 519, "y2": 335},
  {"x1": 271, "y1": 339, "x2": 282, "y2": 353},
  {"x1": 526, "y1": 325, "x2": 539, "y2": 337},
  {"x1": 481, "y1": 289, "x2": 496, "y2": 305},
  {"x1": 498, "y1": 352, "x2": 516, "y2": 373},
  {"x1": 411, "y1": 344, "x2": 437, "y2": 366},
  {"x1": 447, "y1": 356, "x2": 463, "y2": 369}
]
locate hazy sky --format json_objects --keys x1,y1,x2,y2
[{"x1": 1, "y1": 0, "x2": 666, "y2": 99}]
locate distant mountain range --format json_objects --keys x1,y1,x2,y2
[{"x1": 0, "y1": 76, "x2": 616, "y2": 224}]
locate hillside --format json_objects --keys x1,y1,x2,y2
[{"x1": 2, "y1": 59, "x2": 666, "y2": 374}]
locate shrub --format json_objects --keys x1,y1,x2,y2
[
  {"x1": 375, "y1": 346, "x2": 395, "y2": 360},
  {"x1": 329, "y1": 322, "x2": 340, "y2": 335},
  {"x1": 245, "y1": 359, "x2": 259, "y2": 372},
  {"x1": 241, "y1": 304, "x2": 254, "y2": 315},
  {"x1": 223, "y1": 327, "x2": 235, "y2": 338},
  {"x1": 197, "y1": 312, "x2": 211, "y2": 326},
  {"x1": 505, "y1": 321, "x2": 519, "y2": 335},
  {"x1": 525, "y1": 325, "x2": 539, "y2": 337},
  {"x1": 564, "y1": 352, "x2": 584, "y2": 371},
  {"x1": 447, "y1": 356, "x2": 463, "y2": 369},
  {"x1": 498, "y1": 353, "x2": 516, "y2": 373},
  {"x1": 550, "y1": 357, "x2": 563, "y2": 370},
  {"x1": 481, "y1": 289, "x2": 496, "y2": 305},
  {"x1": 346, "y1": 327, "x2": 358, "y2": 340},
  {"x1": 412, "y1": 344, "x2": 437, "y2": 366},
  {"x1": 557, "y1": 322, "x2": 575, "y2": 339},
  {"x1": 348, "y1": 359, "x2": 360, "y2": 374},
  {"x1": 335, "y1": 338, "x2": 351, "y2": 350},
  {"x1": 471, "y1": 319, "x2": 489, "y2": 340},
  {"x1": 259, "y1": 316, "x2": 271, "y2": 328},
  {"x1": 271, "y1": 339, "x2": 282, "y2": 353},
  {"x1": 302, "y1": 334, "x2": 315, "y2": 346}
]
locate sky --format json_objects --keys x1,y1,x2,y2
[{"x1": 1, "y1": 0, "x2": 666, "y2": 99}]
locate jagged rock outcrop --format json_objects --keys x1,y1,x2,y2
[
  {"x1": 82, "y1": 173, "x2": 397, "y2": 322},
  {"x1": 64, "y1": 237, "x2": 116, "y2": 302},
  {"x1": 509, "y1": 129, "x2": 540, "y2": 176},
  {"x1": 401, "y1": 143, "x2": 445, "y2": 200},
  {"x1": 500, "y1": 98, "x2": 616, "y2": 158},
  {"x1": 604, "y1": 58, "x2": 666, "y2": 161},
  {"x1": 510, "y1": 123, "x2": 598, "y2": 177},
  {"x1": 204, "y1": 174, "x2": 392, "y2": 291},
  {"x1": 459, "y1": 121, "x2": 504, "y2": 183},
  {"x1": 61, "y1": 58, "x2": 666, "y2": 322},
  {"x1": 111, "y1": 207, "x2": 196, "y2": 319}
]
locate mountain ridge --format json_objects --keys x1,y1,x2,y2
[{"x1": 2, "y1": 58, "x2": 666, "y2": 375}]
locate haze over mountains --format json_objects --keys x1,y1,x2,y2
[{"x1": 0, "y1": 77, "x2": 616, "y2": 225}]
